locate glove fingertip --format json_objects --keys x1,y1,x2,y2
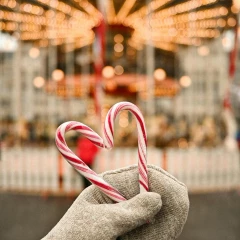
[{"x1": 135, "y1": 192, "x2": 162, "y2": 216}]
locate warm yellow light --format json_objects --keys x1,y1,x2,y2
[
  {"x1": 52, "y1": 69, "x2": 64, "y2": 81},
  {"x1": 29, "y1": 47, "x2": 40, "y2": 58},
  {"x1": 217, "y1": 18, "x2": 226, "y2": 27},
  {"x1": 114, "y1": 65, "x2": 124, "y2": 75},
  {"x1": 233, "y1": 0, "x2": 240, "y2": 10},
  {"x1": 180, "y1": 76, "x2": 191, "y2": 87},
  {"x1": 106, "y1": 81, "x2": 117, "y2": 91},
  {"x1": 227, "y1": 17, "x2": 237, "y2": 27},
  {"x1": 114, "y1": 43, "x2": 124, "y2": 53},
  {"x1": 197, "y1": 45, "x2": 210, "y2": 56},
  {"x1": 116, "y1": 0, "x2": 136, "y2": 21},
  {"x1": 154, "y1": 68, "x2": 166, "y2": 81},
  {"x1": 231, "y1": 5, "x2": 239, "y2": 13},
  {"x1": 114, "y1": 34, "x2": 124, "y2": 43},
  {"x1": 178, "y1": 138, "x2": 188, "y2": 148},
  {"x1": 222, "y1": 37, "x2": 231, "y2": 49},
  {"x1": 119, "y1": 117, "x2": 129, "y2": 128},
  {"x1": 102, "y1": 66, "x2": 115, "y2": 79},
  {"x1": 119, "y1": 112, "x2": 129, "y2": 128},
  {"x1": 33, "y1": 76, "x2": 45, "y2": 88},
  {"x1": 219, "y1": 7, "x2": 228, "y2": 15}
]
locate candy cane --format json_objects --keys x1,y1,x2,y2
[
  {"x1": 104, "y1": 102, "x2": 148, "y2": 192},
  {"x1": 55, "y1": 121, "x2": 126, "y2": 202},
  {"x1": 55, "y1": 102, "x2": 148, "y2": 202}
]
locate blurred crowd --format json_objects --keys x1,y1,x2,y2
[
  {"x1": 114, "y1": 114, "x2": 227, "y2": 149},
  {"x1": 153, "y1": 114, "x2": 227, "y2": 148},
  {"x1": 0, "y1": 114, "x2": 228, "y2": 149},
  {"x1": 0, "y1": 118, "x2": 57, "y2": 147}
]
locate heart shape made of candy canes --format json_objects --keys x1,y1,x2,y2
[{"x1": 55, "y1": 102, "x2": 148, "y2": 202}]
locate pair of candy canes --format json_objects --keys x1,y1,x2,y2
[{"x1": 56, "y1": 102, "x2": 148, "y2": 202}]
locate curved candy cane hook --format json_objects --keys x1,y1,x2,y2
[
  {"x1": 104, "y1": 102, "x2": 148, "y2": 192},
  {"x1": 55, "y1": 121, "x2": 126, "y2": 202}
]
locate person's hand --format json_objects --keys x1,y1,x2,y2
[
  {"x1": 42, "y1": 165, "x2": 189, "y2": 240},
  {"x1": 42, "y1": 191, "x2": 161, "y2": 240}
]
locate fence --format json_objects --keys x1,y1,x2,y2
[{"x1": 0, "y1": 147, "x2": 239, "y2": 195}]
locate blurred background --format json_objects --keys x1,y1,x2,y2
[{"x1": 0, "y1": 0, "x2": 240, "y2": 239}]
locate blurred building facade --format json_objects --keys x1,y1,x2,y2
[
  {"x1": 0, "y1": 37, "x2": 230, "y2": 122},
  {"x1": 175, "y1": 38, "x2": 229, "y2": 119},
  {"x1": 0, "y1": 43, "x2": 87, "y2": 123}
]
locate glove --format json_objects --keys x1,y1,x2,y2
[{"x1": 42, "y1": 165, "x2": 189, "y2": 240}]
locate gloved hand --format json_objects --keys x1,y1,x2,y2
[{"x1": 42, "y1": 165, "x2": 189, "y2": 240}]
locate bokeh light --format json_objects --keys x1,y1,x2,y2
[
  {"x1": 197, "y1": 45, "x2": 210, "y2": 56},
  {"x1": 33, "y1": 76, "x2": 45, "y2": 88},
  {"x1": 180, "y1": 76, "x2": 192, "y2": 88},
  {"x1": 114, "y1": 43, "x2": 124, "y2": 53},
  {"x1": 114, "y1": 34, "x2": 124, "y2": 43},
  {"x1": 114, "y1": 65, "x2": 124, "y2": 75},
  {"x1": 29, "y1": 47, "x2": 40, "y2": 59},
  {"x1": 52, "y1": 69, "x2": 64, "y2": 81},
  {"x1": 102, "y1": 66, "x2": 115, "y2": 79},
  {"x1": 154, "y1": 68, "x2": 166, "y2": 81}
]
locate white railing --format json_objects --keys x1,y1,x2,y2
[
  {"x1": 0, "y1": 147, "x2": 59, "y2": 193},
  {"x1": 94, "y1": 147, "x2": 163, "y2": 173},
  {"x1": 0, "y1": 147, "x2": 239, "y2": 194},
  {"x1": 167, "y1": 148, "x2": 240, "y2": 191}
]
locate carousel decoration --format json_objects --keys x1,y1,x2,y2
[{"x1": 0, "y1": 0, "x2": 236, "y2": 51}]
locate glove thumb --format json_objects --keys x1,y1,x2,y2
[{"x1": 110, "y1": 192, "x2": 162, "y2": 237}]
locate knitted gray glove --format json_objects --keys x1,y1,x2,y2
[{"x1": 42, "y1": 165, "x2": 189, "y2": 240}]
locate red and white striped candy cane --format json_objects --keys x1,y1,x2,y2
[
  {"x1": 55, "y1": 121, "x2": 126, "y2": 202},
  {"x1": 104, "y1": 102, "x2": 149, "y2": 192}
]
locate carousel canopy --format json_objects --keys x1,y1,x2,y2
[{"x1": 0, "y1": 0, "x2": 236, "y2": 51}]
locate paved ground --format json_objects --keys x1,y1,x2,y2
[
  {"x1": 179, "y1": 191, "x2": 240, "y2": 240},
  {"x1": 0, "y1": 191, "x2": 240, "y2": 240}
]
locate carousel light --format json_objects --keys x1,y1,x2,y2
[
  {"x1": 231, "y1": 5, "x2": 239, "y2": 14},
  {"x1": 217, "y1": 18, "x2": 226, "y2": 27},
  {"x1": 8, "y1": 0, "x2": 17, "y2": 8},
  {"x1": 39, "y1": 39, "x2": 48, "y2": 47},
  {"x1": 119, "y1": 112, "x2": 129, "y2": 128},
  {"x1": 222, "y1": 30, "x2": 235, "y2": 52},
  {"x1": 52, "y1": 69, "x2": 64, "y2": 81},
  {"x1": 116, "y1": 0, "x2": 136, "y2": 21},
  {"x1": 178, "y1": 138, "x2": 188, "y2": 148},
  {"x1": 119, "y1": 117, "x2": 129, "y2": 128},
  {"x1": 107, "y1": 0, "x2": 116, "y2": 24},
  {"x1": 102, "y1": 66, "x2": 115, "y2": 79},
  {"x1": 233, "y1": 0, "x2": 240, "y2": 10},
  {"x1": 114, "y1": 43, "x2": 124, "y2": 53},
  {"x1": 106, "y1": 81, "x2": 117, "y2": 91},
  {"x1": 197, "y1": 45, "x2": 210, "y2": 56},
  {"x1": 0, "y1": 0, "x2": 234, "y2": 52},
  {"x1": 114, "y1": 65, "x2": 124, "y2": 75},
  {"x1": 152, "y1": 0, "x2": 217, "y2": 19},
  {"x1": 219, "y1": 7, "x2": 228, "y2": 15},
  {"x1": 180, "y1": 76, "x2": 191, "y2": 88},
  {"x1": 126, "y1": 47, "x2": 136, "y2": 56},
  {"x1": 227, "y1": 17, "x2": 237, "y2": 27},
  {"x1": 114, "y1": 34, "x2": 124, "y2": 43},
  {"x1": 125, "y1": 0, "x2": 171, "y2": 26},
  {"x1": 46, "y1": 9, "x2": 55, "y2": 18},
  {"x1": 0, "y1": 0, "x2": 17, "y2": 9},
  {"x1": 154, "y1": 68, "x2": 166, "y2": 81},
  {"x1": 33, "y1": 76, "x2": 45, "y2": 88},
  {"x1": 29, "y1": 47, "x2": 40, "y2": 58}
]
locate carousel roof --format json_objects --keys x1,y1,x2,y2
[{"x1": 0, "y1": 0, "x2": 236, "y2": 51}]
